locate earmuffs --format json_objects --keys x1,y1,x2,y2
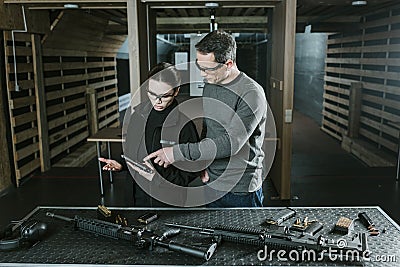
[{"x1": 0, "y1": 220, "x2": 48, "y2": 251}]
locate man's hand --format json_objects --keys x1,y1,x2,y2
[
  {"x1": 143, "y1": 146, "x2": 174, "y2": 168},
  {"x1": 98, "y1": 158, "x2": 123, "y2": 171},
  {"x1": 200, "y1": 170, "x2": 209, "y2": 183}
]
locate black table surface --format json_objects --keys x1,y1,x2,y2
[{"x1": 0, "y1": 206, "x2": 399, "y2": 266}]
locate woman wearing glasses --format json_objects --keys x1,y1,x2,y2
[{"x1": 99, "y1": 62, "x2": 200, "y2": 207}]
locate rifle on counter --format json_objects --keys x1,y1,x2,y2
[
  {"x1": 165, "y1": 222, "x2": 369, "y2": 261},
  {"x1": 46, "y1": 212, "x2": 216, "y2": 261}
]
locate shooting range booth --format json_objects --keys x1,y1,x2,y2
[
  {"x1": 0, "y1": 0, "x2": 399, "y2": 230},
  {"x1": 1, "y1": 0, "x2": 400, "y2": 265},
  {"x1": 0, "y1": 0, "x2": 296, "y2": 200}
]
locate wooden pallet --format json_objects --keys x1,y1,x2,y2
[
  {"x1": 52, "y1": 142, "x2": 108, "y2": 168},
  {"x1": 341, "y1": 136, "x2": 396, "y2": 167},
  {"x1": 322, "y1": 7, "x2": 400, "y2": 166},
  {"x1": 2, "y1": 9, "x2": 125, "y2": 185}
]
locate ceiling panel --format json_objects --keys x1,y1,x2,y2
[{"x1": 4, "y1": 0, "x2": 400, "y2": 33}]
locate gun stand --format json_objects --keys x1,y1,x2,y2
[{"x1": 205, "y1": 2, "x2": 219, "y2": 32}]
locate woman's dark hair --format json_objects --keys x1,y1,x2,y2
[
  {"x1": 147, "y1": 62, "x2": 181, "y2": 89},
  {"x1": 195, "y1": 30, "x2": 236, "y2": 63}
]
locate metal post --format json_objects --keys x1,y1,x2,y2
[
  {"x1": 97, "y1": 141, "x2": 104, "y2": 195},
  {"x1": 107, "y1": 141, "x2": 113, "y2": 183},
  {"x1": 396, "y1": 136, "x2": 399, "y2": 181}
]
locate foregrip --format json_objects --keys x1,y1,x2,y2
[{"x1": 74, "y1": 216, "x2": 134, "y2": 241}]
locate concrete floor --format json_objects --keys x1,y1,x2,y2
[
  {"x1": 1, "y1": 110, "x2": 399, "y2": 228},
  {"x1": 289, "y1": 112, "x2": 399, "y2": 224}
]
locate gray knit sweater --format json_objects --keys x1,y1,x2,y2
[{"x1": 173, "y1": 72, "x2": 267, "y2": 193}]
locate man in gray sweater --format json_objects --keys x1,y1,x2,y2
[{"x1": 145, "y1": 30, "x2": 267, "y2": 207}]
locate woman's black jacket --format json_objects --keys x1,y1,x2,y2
[{"x1": 122, "y1": 99, "x2": 200, "y2": 187}]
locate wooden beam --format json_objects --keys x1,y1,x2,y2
[
  {"x1": 25, "y1": 5, "x2": 127, "y2": 9},
  {"x1": 143, "y1": 0, "x2": 280, "y2": 5},
  {"x1": 48, "y1": 109, "x2": 87, "y2": 130},
  {"x1": 86, "y1": 87, "x2": 99, "y2": 136},
  {"x1": 127, "y1": 0, "x2": 142, "y2": 106},
  {"x1": 348, "y1": 82, "x2": 362, "y2": 139},
  {"x1": 5, "y1": 0, "x2": 126, "y2": 3},
  {"x1": 297, "y1": 22, "x2": 362, "y2": 33},
  {"x1": 0, "y1": 31, "x2": 13, "y2": 191},
  {"x1": 157, "y1": 26, "x2": 268, "y2": 34},
  {"x1": 143, "y1": 0, "x2": 278, "y2": 2},
  {"x1": 269, "y1": 0, "x2": 296, "y2": 200},
  {"x1": 157, "y1": 16, "x2": 268, "y2": 25},
  {"x1": 4, "y1": 0, "x2": 126, "y2": 6},
  {"x1": 32, "y1": 34, "x2": 50, "y2": 172},
  {"x1": 49, "y1": 120, "x2": 87, "y2": 145},
  {"x1": 297, "y1": 16, "x2": 361, "y2": 23},
  {"x1": 49, "y1": 131, "x2": 89, "y2": 159},
  {"x1": 4, "y1": 0, "x2": 127, "y2": 9}
]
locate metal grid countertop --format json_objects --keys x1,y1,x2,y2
[{"x1": 0, "y1": 206, "x2": 399, "y2": 266}]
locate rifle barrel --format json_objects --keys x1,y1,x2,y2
[
  {"x1": 165, "y1": 223, "x2": 211, "y2": 232},
  {"x1": 46, "y1": 212, "x2": 74, "y2": 222}
]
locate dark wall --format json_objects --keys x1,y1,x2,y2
[
  {"x1": 237, "y1": 44, "x2": 257, "y2": 81},
  {"x1": 236, "y1": 42, "x2": 268, "y2": 91},
  {"x1": 294, "y1": 33, "x2": 327, "y2": 124},
  {"x1": 117, "y1": 58, "x2": 130, "y2": 96}
]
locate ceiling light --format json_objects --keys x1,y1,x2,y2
[
  {"x1": 205, "y1": 2, "x2": 219, "y2": 8},
  {"x1": 352, "y1": 1, "x2": 367, "y2": 6},
  {"x1": 64, "y1": 4, "x2": 79, "y2": 9}
]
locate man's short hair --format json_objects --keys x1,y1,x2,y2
[{"x1": 195, "y1": 30, "x2": 237, "y2": 63}]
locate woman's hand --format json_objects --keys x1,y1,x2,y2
[
  {"x1": 98, "y1": 158, "x2": 123, "y2": 171},
  {"x1": 201, "y1": 170, "x2": 209, "y2": 183}
]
